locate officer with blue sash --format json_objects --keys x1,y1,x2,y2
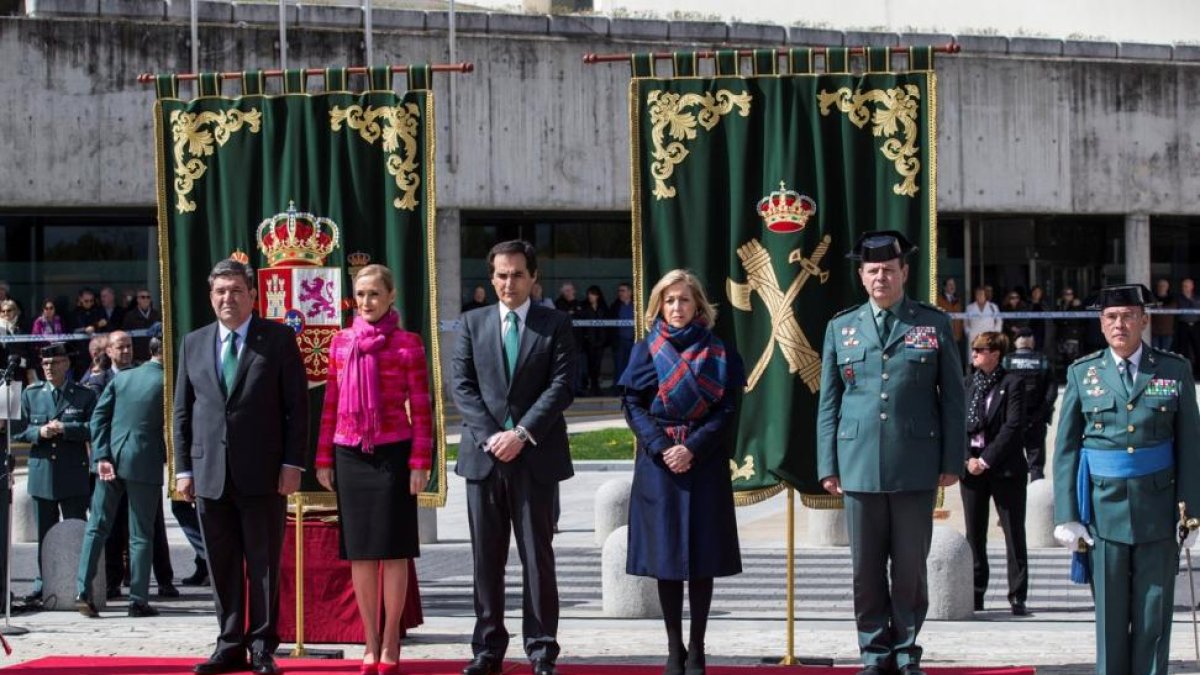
[{"x1": 1052, "y1": 284, "x2": 1200, "y2": 675}]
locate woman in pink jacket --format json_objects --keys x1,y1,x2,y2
[{"x1": 316, "y1": 264, "x2": 433, "y2": 675}]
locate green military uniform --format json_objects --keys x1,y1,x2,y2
[
  {"x1": 78, "y1": 360, "x2": 166, "y2": 606},
  {"x1": 1053, "y1": 344, "x2": 1200, "y2": 674},
  {"x1": 13, "y1": 377, "x2": 97, "y2": 594},
  {"x1": 817, "y1": 290, "x2": 965, "y2": 671}
]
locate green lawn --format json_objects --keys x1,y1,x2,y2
[{"x1": 444, "y1": 427, "x2": 635, "y2": 461}]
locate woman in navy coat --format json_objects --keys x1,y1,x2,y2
[{"x1": 619, "y1": 269, "x2": 744, "y2": 675}]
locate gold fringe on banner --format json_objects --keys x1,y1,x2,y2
[{"x1": 733, "y1": 482, "x2": 786, "y2": 506}]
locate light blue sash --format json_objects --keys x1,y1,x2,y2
[{"x1": 1076, "y1": 442, "x2": 1174, "y2": 525}]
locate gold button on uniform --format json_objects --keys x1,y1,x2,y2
[
  {"x1": 881, "y1": 393, "x2": 889, "y2": 400},
  {"x1": 882, "y1": 354, "x2": 890, "y2": 361},
  {"x1": 1128, "y1": 447, "x2": 1135, "y2": 454},
  {"x1": 882, "y1": 373, "x2": 890, "y2": 380},
  {"x1": 880, "y1": 413, "x2": 888, "y2": 421},
  {"x1": 920, "y1": 357, "x2": 927, "y2": 363},
  {"x1": 1127, "y1": 403, "x2": 1134, "y2": 411},
  {"x1": 1127, "y1": 425, "x2": 1135, "y2": 432}
]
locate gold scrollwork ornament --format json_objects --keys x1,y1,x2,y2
[
  {"x1": 818, "y1": 84, "x2": 922, "y2": 197},
  {"x1": 170, "y1": 108, "x2": 263, "y2": 213},
  {"x1": 647, "y1": 89, "x2": 752, "y2": 200},
  {"x1": 330, "y1": 103, "x2": 422, "y2": 210}
]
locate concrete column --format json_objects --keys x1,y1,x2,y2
[
  {"x1": 1125, "y1": 213, "x2": 1151, "y2": 341},
  {"x1": 1125, "y1": 213, "x2": 1151, "y2": 288},
  {"x1": 435, "y1": 207, "x2": 462, "y2": 390}
]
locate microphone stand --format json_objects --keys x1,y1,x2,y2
[{"x1": 1, "y1": 358, "x2": 27, "y2": 636}]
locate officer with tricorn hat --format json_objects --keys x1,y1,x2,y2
[
  {"x1": 817, "y1": 230, "x2": 965, "y2": 675},
  {"x1": 11, "y1": 342, "x2": 97, "y2": 602},
  {"x1": 1053, "y1": 283, "x2": 1200, "y2": 675}
]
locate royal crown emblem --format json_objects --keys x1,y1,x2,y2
[
  {"x1": 228, "y1": 248, "x2": 251, "y2": 265},
  {"x1": 346, "y1": 251, "x2": 372, "y2": 278},
  {"x1": 256, "y1": 201, "x2": 340, "y2": 267},
  {"x1": 758, "y1": 181, "x2": 816, "y2": 234}
]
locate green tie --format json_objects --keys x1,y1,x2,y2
[
  {"x1": 1121, "y1": 358, "x2": 1135, "y2": 395},
  {"x1": 503, "y1": 312, "x2": 520, "y2": 429},
  {"x1": 222, "y1": 332, "x2": 239, "y2": 396},
  {"x1": 877, "y1": 308, "x2": 894, "y2": 342}
]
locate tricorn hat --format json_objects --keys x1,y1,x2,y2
[
  {"x1": 39, "y1": 342, "x2": 71, "y2": 360},
  {"x1": 845, "y1": 230, "x2": 918, "y2": 262},
  {"x1": 1087, "y1": 284, "x2": 1157, "y2": 310}
]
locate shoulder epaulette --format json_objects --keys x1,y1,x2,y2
[
  {"x1": 916, "y1": 300, "x2": 946, "y2": 314},
  {"x1": 1150, "y1": 347, "x2": 1188, "y2": 363},
  {"x1": 832, "y1": 305, "x2": 859, "y2": 320},
  {"x1": 25, "y1": 381, "x2": 45, "y2": 390}
]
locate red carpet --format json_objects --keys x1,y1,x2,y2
[{"x1": 2, "y1": 656, "x2": 1035, "y2": 674}]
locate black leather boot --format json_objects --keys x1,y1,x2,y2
[
  {"x1": 663, "y1": 642, "x2": 686, "y2": 675},
  {"x1": 684, "y1": 642, "x2": 705, "y2": 675}
]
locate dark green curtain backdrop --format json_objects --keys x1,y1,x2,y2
[
  {"x1": 153, "y1": 67, "x2": 447, "y2": 506},
  {"x1": 630, "y1": 50, "x2": 938, "y2": 500}
]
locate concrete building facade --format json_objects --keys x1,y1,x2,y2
[{"x1": 2, "y1": 2, "x2": 1198, "y2": 369}]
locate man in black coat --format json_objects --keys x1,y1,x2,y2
[
  {"x1": 173, "y1": 258, "x2": 308, "y2": 675},
  {"x1": 452, "y1": 240, "x2": 575, "y2": 675}
]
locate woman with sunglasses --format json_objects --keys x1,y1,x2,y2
[
  {"x1": 31, "y1": 299, "x2": 63, "y2": 337},
  {"x1": 962, "y1": 331, "x2": 1029, "y2": 616}
]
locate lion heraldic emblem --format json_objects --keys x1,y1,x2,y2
[
  {"x1": 255, "y1": 201, "x2": 344, "y2": 385},
  {"x1": 727, "y1": 181, "x2": 829, "y2": 393}
]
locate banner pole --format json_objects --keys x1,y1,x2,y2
[
  {"x1": 290, "y1": 493, "x2": 307, "y2": 657},
  {"x1": 136, "y1": 63, "x2": 474, "y2": 84},
  {"x1": 783, "y1": 487, "x2": 795, "y2": 665},
  {"x1": 363, "y1": 0, "x2": 374, "y2": 68},
  {"x1": 189, "y1": 0, "x2": 198, "y2": 74},
  {"x1": 278, "y1": 0, "x2": 288, "y2": 71},
  {"x1": 447, "y1": 0, "x2": 458, "y2": 173}
]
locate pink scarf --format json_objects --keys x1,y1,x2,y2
[{"x1": 337, "y1": 309, "x2": 399, "y2": 452}]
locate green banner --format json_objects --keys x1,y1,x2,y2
[
  {"x1": 153, "y1": 68, "x2": 447, "y2": 507},
  {"x1": 629, "y1": 52, "x2": 938, "y2": 501}
]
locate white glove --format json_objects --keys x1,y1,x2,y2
[
  {"x1": 1053, "y1": 522, "x2": 1094, "y2": 549},
  {"x1": 1184, "y1": 527, "x2": 1199, "y2": 549}
]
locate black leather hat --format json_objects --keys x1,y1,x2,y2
[{"x1": 845, "y1": 230, "x2": 918, "y2": 262}]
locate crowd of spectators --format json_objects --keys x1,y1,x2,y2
[{"x1": 0, "y1": 283, "x2": 162, "y2": 385}]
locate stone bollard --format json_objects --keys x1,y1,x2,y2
[
  {"x1": 925, "y1": 525, "x2": 974, "y2": 620},
  {"x1": 601, "y1": 526, "x2": 660, "y2": 618},
  {"x1": 593, "y1": 478, "x2": 632, "y2": 546},
  {"x1": 12, "y1": 478, "x2": 36, "y2": 544},
  {"x1": 803, "y1": 506, "x2": 849, "y2": 547},
  {"x1": 41, "y1": 519, "x2": 106, "y2": 612},
  {"x1": 1025, "y1": 478, "x2": 1057, "y2": 548},
  {"x1": 417, "y1": 505, "x2": 438, "y2": 544}
]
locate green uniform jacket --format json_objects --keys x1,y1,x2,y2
[
  {"x1": 1052, "y1": 345, "x2": 1200, "y2": 544},
  {"x1": 14, "y1": 380, "x2": 97, "y2": 500},
  {"x1": 90, "y1": 361, "x2": 165, "y2": 486},
  {"x1": 817, "y1": 296, "x2": 966, "y2": 492}
]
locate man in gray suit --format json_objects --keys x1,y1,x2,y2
[
  {"x1": 174, "y1": 258, "x2": 308, "y2": 675},
  {"x1": 452, "y1": 240, "x2": 576, "y2": 675}
]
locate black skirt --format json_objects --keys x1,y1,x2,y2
[{"x1": 333, "y1": 441, "x2": 420, "y2": 560}]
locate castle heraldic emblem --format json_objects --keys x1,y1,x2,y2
[
  {"x1": 254, "y1": 201, "x2": 343, "y2": 385},
  {"x1": 726, "y1": 181, "x2": 829, "y2": 394}
]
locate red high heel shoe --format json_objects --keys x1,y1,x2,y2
[
  {"x1": 377, "y1": 664, "x2": 401, "y2": 675},
  {"x1": 359, "y1": 663, "x2": 378, "y2": 675}
]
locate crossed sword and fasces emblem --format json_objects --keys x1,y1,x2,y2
[{"x1": 726, "y1": 234, "x2": 831, "y2": 393}]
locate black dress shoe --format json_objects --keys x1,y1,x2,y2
[
  {"x1": 250, "y1": 651, "x2": 280, "y2": 675},
  {"x1": 106, "y1": 586, "x2": 122, "y2": 600},
  {"x1": 23, "y1": 589, "x2": 42, "y2": 604},
  {"x1": 683, "y1": 642, "x2": 705, "y2": 675},
  {"x1": 1011, "y1": 602, "x2": 1029, "y2": 616},
  {"x1": 181, "y1": 562, "x2": 209, "y2": 586},
  {"x1": 855, "y1": 667, "x2": 888, "y2": 675},
  {"x1": 462, "y1": 655, "x2": 502, "y2": 675},
  {"x1": 193, "y1": 653, "x2": 249, "y2": 675},
  {"x1": 532, "y1": 659, "x2": 557, "y2": 675},
  {"x1": 664, "y1": 647, "x2": 687, "y2": 675},
  {"x1": 158, "y1": 582, "x2": 181, "y2": 598},
  {"x1": 128, "y1": 600, "x2": 159, "y2": 617},
  {"x1": 75, "y1": 593, "x2": 99, "y2": 618}
]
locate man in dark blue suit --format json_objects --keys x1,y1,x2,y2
[
  {"x1": 173, "y1": 259, "x2": 308, "y2": 675},
  {"x1": 452, "y1": 240, "x2": 576, "y2": 675}
]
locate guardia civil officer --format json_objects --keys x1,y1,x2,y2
[
  {"x1": 1002, "y1": 328, "x2": 1056, "y2": 481},
  {"x1": 13, "y1": 342, "x2": 97, "y2": 602},
  {"x1": 1052, "y1": 284, "x2": 1200, "y2": 675},
  {"x1": 816, "y1": 231, "x2": 965, "y2": 675}
]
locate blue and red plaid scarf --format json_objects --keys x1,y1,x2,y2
[{"x1": 648, "y1": 318, "x2": 728, "y2": 443}]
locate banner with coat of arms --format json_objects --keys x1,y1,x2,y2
[
  {"x1": 629, "y1": 48, "x2": 938, "y2": 502},
  {"x1": 153, "y1": 66, "x2": 447, "y2": 506}
]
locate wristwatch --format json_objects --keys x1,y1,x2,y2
[{"x1": 513, "y1": 425, "x2": 531, "y2": 443}]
